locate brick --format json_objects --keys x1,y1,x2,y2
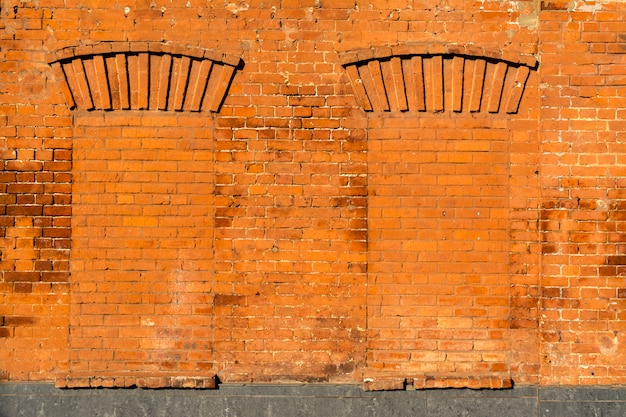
[{"x1": 4, "y1": 272, "x2": 40, "y2": 283}]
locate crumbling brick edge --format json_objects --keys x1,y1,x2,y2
[
  {"x1": 363, "y1": 374, "x2": 514, "y2": 391},
  {"x1": 55, "y1": 374, "x2": 217, "y2": 389},
  {"x1": 55, "y1": 373, "x2": 513, "y2": 391}
]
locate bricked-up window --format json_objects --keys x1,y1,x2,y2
[
  {"x1": 343, "y1": 45, "x2": 539, "y2": 390},
  {"x1": 365, "y1": 115, "x2": 513, "y2": 385},
  {"x1": 63, "y1": 112, "x2": 217, "y2": 389},
  {"x1": 48, "y1": 42, "x2": 242, "y2": 389}
]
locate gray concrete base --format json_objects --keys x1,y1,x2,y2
[{"x1": 1, "y1": 383, "x2": 626, "y2": 416}]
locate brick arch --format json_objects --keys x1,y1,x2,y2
[
  {"x1": 48, "y1": 42, "x2": 243, "y2": 112},
  {"x1": 340, "y1": 44, "x2": 538, "y2": 114}
]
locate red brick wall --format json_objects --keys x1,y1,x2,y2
[
  {"x1": 538, "y1": 0, "x2": 626, "y2": 385},
  {"x1": 1, "y1": 0, "x2": 625, "y2": 387},
  {"x1": 1, "y1": 1, "x2": 73, "y2": 380},
  {"x1": 210, "y1": 23, "x2": 368, "y2": 382}
]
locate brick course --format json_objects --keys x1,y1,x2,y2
[{"x1": 1, "y1": 0, "x2": 625, "y2": 388}]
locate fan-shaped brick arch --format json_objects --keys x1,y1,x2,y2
[
  {"x1": 48, "y1": 42, "x2": 242, "y2": 112},
  {"x1": 340, "y1": 44, "x2": 538, "y2": 114}
]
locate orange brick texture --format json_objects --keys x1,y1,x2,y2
[
  {"x1": 0, "y1": 0, "x2": 625, "y2": 389},
  {"x1": 538, "y1": 0, "x2": 626, "y2": 385}
]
